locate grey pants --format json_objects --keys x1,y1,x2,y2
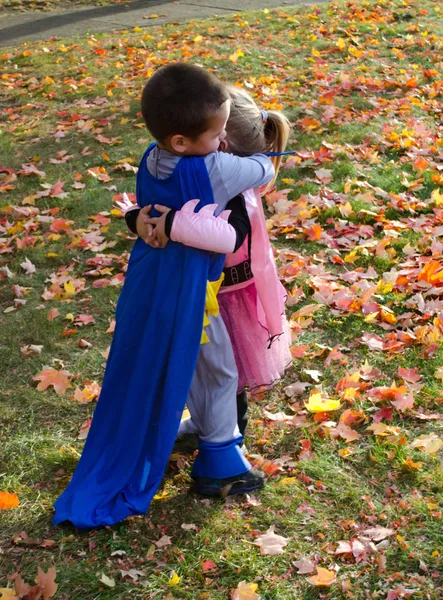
[{"x1": 184, "y1": 313, "x2": 240, "y2": 443}]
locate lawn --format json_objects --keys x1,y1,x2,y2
[{"x1": 1, "y1": 0, "x2": 443, "y2": 598}]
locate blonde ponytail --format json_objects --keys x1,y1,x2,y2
[
  {"x1": 264, "y1": 111, "x2": 291, "y2": 187},
  {"x1": 225, "y1": 85, "x2": 291, "y2": 190}
]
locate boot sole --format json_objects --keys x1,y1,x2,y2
[{"x1": 195, "y1": 479, "x2": 264, "y2": 497}]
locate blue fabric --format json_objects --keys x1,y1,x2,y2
[
  {"x1": 191, "y1": 437, "x2": 250, "y2": 479},
  {"x1": 53, "y1": 144, "x2": 226, "y2": 529}
]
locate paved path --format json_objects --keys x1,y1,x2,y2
[{"x1": 0, "y1": 0, "x2": 326, "y2": 47}]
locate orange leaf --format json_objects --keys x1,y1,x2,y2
[
  {"x1": 0, "y1": 491, "x2": 19, "y2": 510},
  {"x1": 307, "y1": 567, "x2": 337, "y2": 587},
  {"x1": 34, "y1": 368, "x2": 71, "y2": 395}
]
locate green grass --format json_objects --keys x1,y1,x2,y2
[{"x1": 1, "y1": 0, "x2": 443, "y2": 598}]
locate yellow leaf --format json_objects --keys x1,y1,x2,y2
[
  {"x1": 133, "y1": 26, "x2": 143, "y2": 31},
  {"x1": 193, "y1": 35, "x2": 203, "y2": 43},
  {"x1": 65, "y1": 313, "x2": 75, "y2": 322},
  {"x1": 337, "y1": 38, "x2": 346, "y2": 51},
  {"x1": 169, "y1": 572, "x2": 181, "y2": 586},
  {"x1": 432, "y1": 188, "x2": 443, "y2": 207},
  {"x1": 312, "y1": 48, "x2": 321, "y2": 57},
  {"x1": 377, "y1": 280, "x2": 393, "y2": 294},
  {"x1": 0, "y1": 589, "x2": 16, "y2": 599},
  {"x1": 304, "y1": 392, "x2": 340, "y2": 413},
  {"x1": 63, "y1": 281, "x2": 76, "y2": 298},
  {"x1": 44, "y1": 76, "x2": 54, "y2": 84},
  {"x1": 344, "y1": 249, "x2": 359, "y2": 263}
]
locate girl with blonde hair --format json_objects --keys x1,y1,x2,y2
[{"x1": 131, "y1": 85, "x2": 292, "y2": 442}]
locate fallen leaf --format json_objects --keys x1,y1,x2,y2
[
  {"x1": 20, "y1": 258, "x2": 36, "y2": 275},
  {"x1": 411, "y1": 433, "x2": 443, "y2": 455},
  {"x1": 155, "y1": 535, "x2": 172, "y2": 549},
  {"x1": 231, "y1": 581, "x2": 261, "y2": 600},
  {"x1": 254, "y1": 525, "x2": 290, "y2": 555},
  {"x1": 36, "y1": 566, "x2": 58, "y2": 599},
  {"x1": 362, "y1": 525, "x2": 394, "y2": 541},
  {"x1": 307, "y1": 566, "x2": 337, "y2": 587},
  {"x1": 34, "y1": 368, "x2": 71, "y2": 395},
  {"x1": 99, "y1": 573, "x2": 115, "y2": 588},
  {"x1": 305, "y1": 392, "x2": 340, "y2": 413},
  {"x1": 0, "y1": 491, "x2": 19, "y2": 510},
  {"x1": 201, "y1": 560, "x2": 217, "y2": 572},
  {"x1": 293, "y1": 557, "x2": 316, "y2": 574}
]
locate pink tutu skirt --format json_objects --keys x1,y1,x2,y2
[{"x1": 218, "y1": 282, "x2": 292, "y2": 393}]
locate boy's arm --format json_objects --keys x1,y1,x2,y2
[
  {"x1": 125, "y1": 196, "x2": 250, "y2": 254},
  {"x1": 205, "y1": 152, "x2": 274, "y2": 211}
]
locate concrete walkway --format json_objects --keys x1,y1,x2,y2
[{"x1": 0, "y1": 0, "x2": 326, "y2": 47}]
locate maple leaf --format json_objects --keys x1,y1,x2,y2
[
  {"x1": 231, "y1": 581, "x2": 261, "y2": 600},
  {"x1": 13, "y1": 575, "x2": 31, "y2": 598},
  {"x1": 307, "y1": 567, "x2": 337, "y2": 587},
  {"x1": 314, "y1": 168, "x2": 333, "y2": 184},
  {"x1": 98, "y1": 573, "x2": 115, "y2": 588},
  {"x1": 20, "y1": 258, "x2": 36, "y2": 275},
  {"x1": 293, "y1": 557, "x2": 315, "y2": 574},
  {"x1": 254, "y1": 525, "x2": 290, "y2": 555},
  {"x1": 397, "y1": 367, "x2": 421, "y2": 383},
  {"x1": 0, "y1": 491, "x2": 19, "y2": 510},
  {"x1": 304, "y1": 391, "x2": 340, "y2": 413},
  {"x1": 36, "y1": 567, "x2": 58, "y2": 600},
  {"x1": 411, "y1": 433, "x2": 443, "y2": 455},
  {"x1": 34, "y1": 368, "x2": 71, "y2": 395},
  {"x1": 391, "y1": 392, "x2": 414, "y2": 412},
  {"x1": 362, "y1": 525, "x2": 394, "y2": 541},
  {"x1": 155, "y1": 535, "x2": 172, "y2": 549},
  {"x1": 20, "y1": 344, "x2": 43, "y2": 356},
  {"x1": 335, "y1": 421, "x2": 361, "y2": 442},
  {"x1": 201, "y1": 560, "x2": 217, "y2": 572},
  {"x1": 74, "y1": 382, "x2": 101, "y2": 403},
  {"x1": 74, "y1": 314, "x2": 96, "y2": 327},
  {"x1": 386, "y1": 586, "x2": 415, "y2": 600}
]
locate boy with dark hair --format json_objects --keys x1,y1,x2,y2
[{"x1": 53, "y1": 64, "x2": 274, "y2": 529}]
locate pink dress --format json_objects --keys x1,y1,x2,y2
[{"x1": 218, "y1": 188, "x2": 292, "y2": 393}]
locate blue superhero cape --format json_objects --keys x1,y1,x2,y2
[{"x1": 53, "y1": 145, "x2": 229, "y2": 529}]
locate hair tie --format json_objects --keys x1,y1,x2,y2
[{"x1": 260, "y1": 109, "x2": 268, "y2": 124}]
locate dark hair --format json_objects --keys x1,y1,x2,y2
[{"x1": 141, "y1": 63, "x2": 229, "y2": 141}]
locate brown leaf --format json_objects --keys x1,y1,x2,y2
[{"x1": 35, "y1": 567, "x2": 58, "y2": 600}]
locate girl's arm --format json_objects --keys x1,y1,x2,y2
[
  {"x1": 205, "y1": 152, "x2": 274, "y2": 211},
  {"x1": 125, "y1": 195, "x2": 250, "y2": 254}
]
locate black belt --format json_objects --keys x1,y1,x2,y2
[{"x1": 222, "y1": 259, "x2": 253, "y2": 287}]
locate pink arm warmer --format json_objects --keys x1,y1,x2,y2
[{"x1": 170, "y1": 200, "x2": 237, "y2": 254}]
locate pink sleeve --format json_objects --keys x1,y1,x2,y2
[{"x1": 170, "y1": 200, "x2": 236, "y2": 254}]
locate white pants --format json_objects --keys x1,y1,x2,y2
[{"x1": 182, "y1": 313, "x2": 240, "y2": 443}]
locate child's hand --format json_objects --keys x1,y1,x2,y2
[
  {"x1": 143, "y1": 205, "x2": 171, "y2": 249},
  {"x1": 136, "y1": 206, "x2": 155, "y2": 244}
]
